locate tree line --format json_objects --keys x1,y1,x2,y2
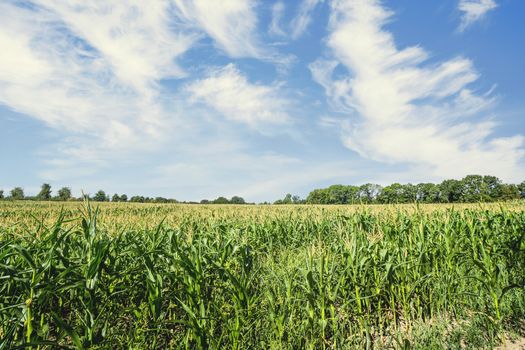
[
  {"x1": 0, "y1": 185, "x2": 248, "y2": 204},
  {"x1": 303, "y1": 175, "x2": 525, "y2": 204},
  {"x1": 1, "y1": 175, "x2": 524, "y2": 204}
]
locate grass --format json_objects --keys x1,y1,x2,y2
[{"x1": 1, "y1": 201, "x2": 524, "y2": 349}]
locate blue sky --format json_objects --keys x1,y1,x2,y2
[{"x1": 0, "y1": 0, "x2": 524, "y2": 201}]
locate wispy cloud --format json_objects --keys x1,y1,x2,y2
[
  {"x1": 311, "y1": 0, "x2": 524, "y2": 182},
  {"x1": 0, "y1": 0, "x2": 292, "y2": 181},
  {"x1": 0, "y1": 1, "x2": 189, "y2": 161},
  {"x1": 290, "y1": 0, "x2": 324, "y2": 39},
  {"x1": 186, "y1": 64, "x2": 291, "y2": 128},
  {"x1": 458, "y1": 0, "x2": 497, "y2": 31},
  {"x1": 268, "y1": 0, "x2": 323, "y2": 40},
  {"x1": 173, "y1": 0, "x2": 285, "y2": 62},
  {"x1": 269, "y1": 2, "x2": 286, "y2": 37}
]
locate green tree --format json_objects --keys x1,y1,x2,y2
[
  {"x1": 111, "y1": 193, "x2": 121, "y2": 202},
  {"x1": 378, "y1": 183, "x2": 403, "y2": 203},
  {"x1": 0, "y1": 190, "x2": 4, "y2": 199},
  {"x1": 154, "y1": 197, "x2": 169, "y2": 203},
  {"x1": 439, "y1": 179, "x2": 462, "y2": 203},
  {"x1": 130, "y1": 196, "x2": 145, "y2": 203},
  {"x1": 460, "y1": 175, "x2": 489, "y2": 202},
  {"x1": 326, "y1": 185, "x2": 359, "y2": 204},
  {"x1": 499, "y1": 184, "x2": 520, "y2": 201},
  {"x1": 401, "y1": 184, "x2": 417, "y2": 202},
  {"x1": 37, "y1": 183, "x2": 52, "y2": 200},
  {"x1": 93, "y1": 190, "x2": 108, "y2": 202},
  {"x1": 483, "y1": 175, "x2": 502, "y2": 200},
  {"x1": 306, "y1": 188, "x2": 330, "y2": 204},
  {"x1": 230, "y1": 196, "x2": 246, "y2": 204},
  {"x1": 416, "y1": 183, "x2": 440, "y2": 203},
  {"x1": 358, "y1": 184, "x2": 382, "y2": 203},
  {"x1": 120, "y1": 194, "x2": 128, "y2": 202},
  {"x1": 56, "y1": 187, "x2": 72, "y2": 201},
  {"x1": 292, "y1": 195, "x2": 304, "y2": 204},
  {"x1": 213, "y1": 196, "x2": 230, "y2": 204},
  {"x1": 518, "y1": 181, "x2": 525, "y2": 199},
  {"x1": 10, "y1": 187, "x2": 24, "y2": 200}
]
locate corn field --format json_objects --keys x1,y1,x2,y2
[{"x1": 1, "y1": 201, "x2": 525, "y2": 349}]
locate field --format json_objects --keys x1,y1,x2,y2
[{"x1": 1, "y1": 201, "x2": 525, "y2": 349}]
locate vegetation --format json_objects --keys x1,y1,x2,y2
[
  {"x1": 1, "y1": 201, "x2": 524, "y2": 349},
  {"x1": 36, "y1": 184, "x2": 52, "y2": 201},
  {"x1": 9, "y1": 187, "x2": 24, "y2": 200},
  {"x1": 1, "y1": 175, "x2": 523, "y2": 205},
  {"x1": 306, "y1": 175, "x2": 525, "y2": 204}
]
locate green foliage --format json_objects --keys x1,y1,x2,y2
[
  {"x1": 130, "y1": 195, "x2": 145, "y2": 203},
  {"x1": 0, "y1": 190, "x2": 3, "y2": 199},
  {"x1": 519, "y1": 181, "x2": 525, "y2": 198},
  {"x1": 36, "y1": 183, "x2": 52, "y2": 200},
  {"x1": 230, "y1": 196, "x2": 246, "y2": 204},
  {"x1": 308, "y1": 175, "x2": 521, "y2": 204},
  {"x1": 92, "y1": 190, "x2": 109, "y2": 202},
  {"x1": 10, "y1": 187, "x2": 24, "y2": 200},
  {"x1": 213, "y1": 196, "x2": 230, "y2": 204},
  {"x1": 500, "y1": 184, "x2": 520, "y2": 201},
  {"x1": 1, "y1": 202, "x2": 524, "y2": 348},
  {"x1": 56, "y1": 187, "x2": 72, "y2": 201}
]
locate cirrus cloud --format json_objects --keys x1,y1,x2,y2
[
  {"x1": 458, "y1": 0, "x2": 497, "y2": 31},
  {"x1": 310, "y1": 0, "x2": 524, "y2": 182}
]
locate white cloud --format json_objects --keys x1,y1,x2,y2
[
  {"x1": 269, "y1": 0, "x2": 323, "y2": 40},
  {"x1": 311, "y1": 0, "x2": 524, "y2": 182},
  {"x1": 173, "y1": 0, "x2": 283, "y2": 62},
  {"x1": 0, "y1": 1, "x2": 197, "y2": 165},
  {"x1": 186, "y1": 64, "x2": 291, "y2": 127},
  {"x1": 269, "y1": 2, "x2": 286, "y2": 37},
  {"x1": 458, "y1": 0, "x2": 497, "y2": 31},
  {"x1": 290, "y1": 0, "x2": 324, "y2": 39}
]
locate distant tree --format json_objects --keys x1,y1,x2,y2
[
  {"x1": 0, "y1": 190, "x2": 4, "y2": 200},
  {"x1": 37, "y1": 183, "x2": 52, "y2": 200},
  {"x1": 401, "y1": 184, "x2": 418, "y2": 202},
  {"x1": 518, "y1": 181, "x2": 525, "y2": 199},
  {"x1": 460, "y1": 175, "x2": 490, "y2": 202},
  {"x1": 56, "y1": 187, "x2": 72, "y2": 201},
  {"x1": 291, "y1": 195, "x2": 305, "y2": 204},
  {"x1": 416, "y1": 183, "x2": 440, "y2": 203},
  {"x1": 483, "y1": 175, "x2": 502, "y2": 200},
  {"x1": 120, "y1": 194, "x2": 128, "y2": 202},
  {"x1": 230, "y1": 196, "x2": 246, "y2": 204},
  {"x1": 499, "y1": 184, "x2": 520, "y2": 201},
  {"x1": 274, "y1": 194, "x2": 291, "y2": 204},
  {"x1": 306, "y1": 188, "x2": 330, "y2": 204},
  {"x1": 154, "y1": 197, "x2": 169, "y2": 203},
  {"x1": 200, "y1": 199, "x2": 210, "y2": 204},
  {"x1": 111, "y1": 193, "x2": 121, "y2": 202},
  {"x1": 378, "y1": 183, "x2": 404, "y2": 203},
  {"x1": 213, "y1": 196, "x2": 230, "y2": 204},
  {"x1": 130, "y1": 196, "x2": 145, "y2": 203},
  {"x1": 93, "y1": 190, "x2": 108, "y2": 202},
  {"x1": 439, "y1": 179, "x2": 462, "y2": 203},
  {"x1": 326, "y1": 185, "x2": 359, "y2": 204},
  {"x1": 358, "y1": 184, "x2": 382, "y2": 203},
  {"x1": 10, "y1": 187, "x2": 24, "y2": 200}
]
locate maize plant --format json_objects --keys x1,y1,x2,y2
[{"x1": 0, "y1": 200, "x2": 524, "y2": 349}]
